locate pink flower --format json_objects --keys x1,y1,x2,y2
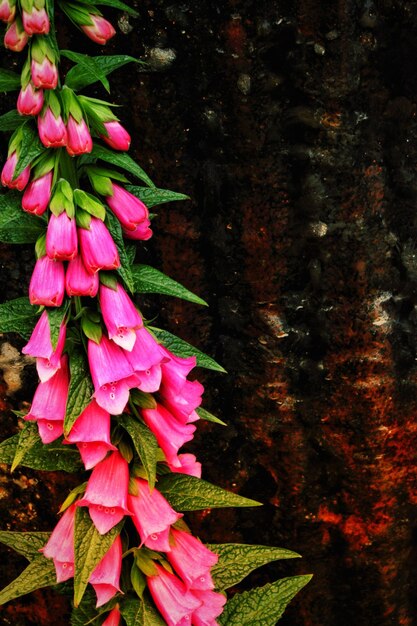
[
  {"x1": 79, "y1": 217, "x2": 120, "y2": 274},
  {"x1": 101, "y1": 121, "x2": 131, "y2": 151},
  {"x1": 128, "y1": 478, "x2": 181, "y2": 552},
  {"x1": 147, "y1": 564, "x2": 202, "y2": 626},
  {"x1": 65, "y1": 254, "x2": 99, "y2": 297},
  {"x1": 22, "y1": 310, "x2": 66, "y2": 383},
  {"x1": 65, "y1": 400, "x2": 116, "y2": 470},
  {"x1": 167, "y1": 529, "x2": 218, "y2": 591},
  {"x1": 81, "y1": 14, "x2": 115, "y2": 44},
  {"x1": 4, "y1": 18, "x2": 28, "y2": 51},
  {"x1": 102, "y1": 607, "x2": 121, "y2": 626},
  {"x1": 122, "y1": 221, "x2": 153, "y2": 241},
  {"x1": 22, "y1": 6, "x2": 49, "y2": 35},
  {"x1": 142, "y1": 404, "x2": 196, "y2": 468},
  {"x1": 22, "y1": 171, "x2": 52, "y2": 215},
  {"x1": 66, "y1": 115, "x2": 93, "y2": 156},
  {"x1": 88, "y1": 335, "x2": 134, "y2": 414},
  {"x1": 17, "y1": 82, "x2": 44, "y2": 115},
  {"x1": 24, "y1": 355, "x2": 69, "y2": 443},
  {"x1": 168, "y1": 453, "x2": 202, "y2": 478},
  {"x1": 46, "y1": 213, "x2": 78, "y2": 261},
  {"x1": 40, "y1": 504, "x2": 76, "y2": 583},
  {"x1": 125, "y1": 327, "x2": 168, "y2": 392},
  {"x1": 106, "y1": 184, "x2": 152, "y2": 237},
  {"x1": 29, "y1": 256, "x2": 65, "y2": 307},
  {"x1": 190, "y1": 589, "x2": 226, "y2": 626},
  {"x1": 77, "y1": 451, "x2": 131, "y2": 534},
  {"x1": 99, "y1": 282, "x2": 142, "y2": 351},
  {"x1": 38, "y1": 106, "x2": 67, "y2": 148},
  {"x1": 89, "y1": 535, "x2": 122, "y2": 606},
  {"x1": 31, "y1": 57, "x2": 58, "y2": 90},
  {"x1": 1, "y1": 151, "x2": 30, "y2": 191},
  {"x1": 159, "y1": 349, "x2": 204, "y2": 424},
  {"x1": 0, "y1": 0, "x2": 15, "y2": 23}
]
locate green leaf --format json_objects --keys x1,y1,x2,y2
[
  {"x1": 47, "y1": 303, "x2": 68, "y2": 351},
  {"x1": 218, "y1": 575, "x2": 312, "y2": 626},
  {"x1": 74, "y1": 189, "x2": 106, "y2": 221},
  {"x1": 65, "y1": 54, "x2": 141, "y2": 91},
  {"x1": 157, "y1": 474, "x2": 262, "y2": 511},
  {"x1": 64, "y1": 349, "x2": 94, "y2": 437},
  {"x1": 61, "y1": 50, "x2": 110, "y2": 92},
  {"x1": 0, "y1": 191, "x2": 45, "y2": 244},
  {"x1": 71, "y1": 590, "x2": 119, "y2": 626},
  {"x1": 0, "y1": 531, "x2": 50, "y2": 562},
  {"x1": 149, "y1": 327, "x2": 226, "y2": 373},
  {"x1": 132, "y1": 265, "x2": 207, "y2": 306},
  {"x1": 0, "y1": 556, "x2": 56, "y2": 606},
  {"x1": 93, "y1": 0, "x2": 139, "y2": 16},
  {"x1": 121, "y1": 595, "x2": 166, "y2": 626},
  {"x1": 11, "y1": 422, "x2": 40, "y2": 472},
  {"x1": 0, "y1": 110, "x2": 24, "y2": 131},
  {"x1": 73, "y1": 507, "x2": 123, "y2": 607},
  {"x1": 80, "y1": 145, "x2": 154, "y2": 187},
  {"x1": 0, "y1": 296, "x2": 38, "y2": 339},
  {"x1": 208, "y1": 544, "x2": 301, "y2": 591},
  {"x1": 196, "y1": 407, "x2": 227, "y2": 426},
  {"x1": 15, "y1": 125, "x2": 45, "y2": 178},
  {"x1": 106, "y1": 209, "x2": 135, "y2": 292},
  {"x1": 119, "y1": 414, "x2": 158, "y2": 490},
  {"x1": 125, "y1": 185, "x2": 189, "y2": 208},
  {"x1": 0, "y1": 69, "x2": 21, "y2": 92}
]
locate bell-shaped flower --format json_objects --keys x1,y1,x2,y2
[
  {"x1": 122, "y1": 221, "x2": 153, "y2": 241},
  {"x1": 40, "y1": 504, "x2": 76, "y2": 583},
  {"x1": 1, "y1": 151, "x2": 30, "y2": 190},
  {"x1": 22, "y1": 6, "x2": 49, "y2": 35},
  {"x1": 167, "y1": 529, "x2": 218, "y2": 591},
  {"x1": 0, "y1": 0, "x2": 15, "y2": 22},
  {"x1": 46, "y1": 212, "x2": 78, "y2": 261},
  {"x1": 17, "y1": 81, "x2": 43, "y2": 116},
  {"x1": 128, "y1": 478, "x2": 181, "y2": 552},
  {"x1": 66, "y1": 115, "x2": 93, "y2": 156},
  {"x1": 79, "y1": 217, "x2": 120, "y2": 274},
  {"x1": 190, "y1": 589, "x2": 226, "y2": 626},
  {"x1": 65, "y1": 400, "x2": 116, "y2": 470},
  {"x1": 99, "y1": 282, "x2": 142, "y2": 351},
  {"x1": 31, "y1": 56, "x2": 57, "y2": 90},
  {"x1": 22, "y1": 310, "x2": 66, "y2": 383},
  {"x1": 77, "y1": 451, "x2": 131, "y2": 534},
  {"x1": 168, "y1": 453, "x2": 202, "y2": 479},
  {"x1": 125, "y1": 327, "x2": 168, "y2": 392},
  {"x1": 102, "y1": 606, "x2": 121, "y2": 626},
  {"x1": 142, "y1": 404, "x2": 196, "y2": 468},
  {"x1": 106, "y1": 184, "x2": 151, "y2": 237},
  {"x1": 159, "y1": 349, "x2": 204, "y2": 424},
  {"x1": 89, "y1": 535, "x2": 122, "y2": 606},
  {"x1": 22, "y1": 170, "x2": 52, "y2": 215},
  {"x1": 88, "y1": 335, "x2": 134, "y2": 414},
  {"x1": 24, "y1": 355, "x2": 69, "y2": 443},
  {"x1": 101, "y1": 121, "x2": 131, "y2": 151},
  {"x1": 81, "y1": 14, "x2": 115, "y2": 44},
  {"x1": 4, "y1": 17, "x2": 28, "y2": 51},
  {"x1": 147, "y1": 564, "x2": 202, "y2": 626},
  {"x1": 38, "y1": 106, "x2": 67, "y2": 148},
  {"x1": 29, "y1": 256, "x2": 65, "y2": 307},
  {"x1": 65, "y1": 254, "x2": 99, "y2": 297}
]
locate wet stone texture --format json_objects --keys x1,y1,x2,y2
[{"x1": 1, "y1": 0, "x2": 417, "y2": 624}]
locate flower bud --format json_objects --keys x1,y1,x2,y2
[
  {"x1": 0, "y1": 0, "x2": 15, "y2": 23},
  {"x1": 1, "y1": 151, "x2": 30, "y2": 191},
  {"x1": 46, "y1": 213, "x2": 78, "y2": 261},
  {"x1": 31, "y1": 54, "x2": 58, "y2": 90},
  {"x1": 38, "y1": 107, "x2": 67, "y2": 148},
  {"x1": 81, "y1": 14, "x2": 115, "y2": 44},
  {"x1": 99, "y1": 282, "x2": 142, "y2": 351},
  {"x1": 102, "y1": 607, "x2": 121, "y2": 626},
  {"x1": 101, "y1": 121, "x2": 131, "y2": 151},
  {"x1": 22, "y1": 171, "x2": 52, "y2": 215},
  {"x1": 66, "y1": 115, "x2": 93, "y2": 156},
  {"x1": 4, "y1": 17, "x2": 28, "y2": 51},
  {"x1": 17, "y1": 81, "x2": 43, "y2": 115},
  {"x1": 79, "y1": 217, "x2": 120, "y2": 274},
  {"x1": 22, "y1": 6, "x2": 49, "y2": 35},
  {"x1": 65, "y1": 255, "x2": 99, "y2": 297},
  {"x1": 106, "y1": 184, "x2": 152, "y2": 239},
  {"x1": 29, "y1": 256, "x2": 65, "y2": 307}
]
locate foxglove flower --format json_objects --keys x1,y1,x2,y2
[
  {"x1": 1, "y1": 151, "x2": 30, "y2": 190},
  {"x1": 17, "y1": 81, "x2": 43, "y2": 116},
  {"x1": 159, "y1": 349, "x2": 204, "y2": 424},
  {"x1": 65, "y1": 255, "x2": 99, "y2": 297},
  {"x1": 29, "y1": 256, "x2": 65, "y2": 307},
  {"x1": 128, "y1": 478, "x2": 181, "y2": 552},
  {"x1": 191, "y1": 589, "x2": 226, "y2": 626},
  {"x1": 65, "y1": 400, "x2": 116, "y2": 469},
  {"x1": 46, "y1": 212, "x2": 78, "y2": 261},
  {"x1": 66, "y1": 115, "x2": 93, "y2": 156},
  {"x1": 79, "y1": 217, "x2": 120, "y2": 274},
  {"x1": 89, "y1": 535, "x2": 122, "y2": 606},
  {"x1": 101, "y1": 121, "x2": 131, "y2": 151},
  {"x1": 22, "y1": 170, "x2": 52, "y2": 215},
  {"x1": 41, "y1": 504, "x2": 76, "y2": 583},
  {"x1": 106, "y1": 184, "x2": 152, "y2": 239},
  {"x1": 125, "y1": 326, "x2": 168, "y2": 392},
  {"x1": 99, "y1": 282, "x2": 142, "y2": 351},
  {"x1": 22, "y1": 6, "x2": 49, "y2": 35},
  {"x1": 102, "y1": 607, "x2": 121, "y2": 626},
  {"x1": 168, "y1": 453, "x2": 202, "y2": 478},
  {"x1": 38, "y1": 106, "x2": 67, "y2": 148},
  {"x1": 31, "y1": 56, "x2": 58, "y2": 90},
  {"x1": 147, "y1": 564, "x2": 202, "y2": 626},
  {"x1": 88, "y1": 335, "x2": 134, "y2": 414},
  {"x1": 22, "y1": 310, "x2": 66, "y2": 383},
  {"x1": 77, "y1": 451, "x2": 131, "y2": 534},
  {"x1": 81, "y1": 14, "x2": 115, "y2": 44},
  {"x1": 0, "y1": 0, "x2": 15, "y2": 22},
  {"x1": 142, "y1": 404, "x2": 196, "y2": 468},
  {"x1": 24, "y1": 355, "x2": 69, "y2": 443},
  {"x1": 4, "y1": 17, "x2": 28, "y2": 51},
  {"x1": 167, "y1": 529, "x2": 218, "y2": 591}
]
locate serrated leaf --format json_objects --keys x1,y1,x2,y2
[
  {"x1": 0, "y1": 556, "x2": 56, "y2": 606},
  {"x1": 106, "y1": 210, "x2": 135, "y2": 292},
  {"x1": 208, "y1": 544, "x2": 301, "y2": 591},
  {"x1": 121, "y1": 595, "x2": 166, "y2": 626},
  {"x1": 65, "y1": 54, "x2": 141, "y2": 91},
  {"x1": 0, "y1": 531, "x2": 50, "y2": 562},
  {"x1": 0, "y1": 69, "x2": 21, "y2": 92},
  {"x1": 119, "y1": 414, "x2": 157, "y2": 490},
  {"x1": 64, "y1": 349, "x2": 94, "y2": 437},
  {"x1": 196, "y1": 407, "x2": 227, "y2": 426},
  {"x1": 74, "y1": 507, "x2": 123, "y2": 607},
  {"x1": 15, "y1": 125, "x2": 45, "y2": 178},
  {"x1": 131, "y1": 265, "x2": 207, "y2": 306},
  {"x1": 0, "y1": 110, "x2": 24, "y2": 131},
  {"x1": 80, "y1": 145, "x2": 154, "y2": 187},
  {"x1": 0, "y1": 191, "x2": 45, "y2": 244},
  {"x1": 61, "y1": 50, "x2": 110, "y2": 92},
  {"x1": 125, "y1": 185, "x2": 189, "y2": 209},
  {"x1": 157, "y1": 474, "x2": 262, "y2": 511},
  {"x1": 47, "y1": 303, "x2": 68, "y2": 351},
  {"x1": 149, "y1": 327, "x2": 226, "y2": 373},
  {"x1": 218, "y1": 575, "x2": 312, "y2": 626},
  {"x1": 0, "y1": 296, "x2": 39, "y2": 339},
  {"x1": 11, "y1": 422, "x2": 40, "y2": 472}
]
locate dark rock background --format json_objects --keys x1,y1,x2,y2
[{"x1": 1, "y1": 0, "x2": 417, "y2": 624}]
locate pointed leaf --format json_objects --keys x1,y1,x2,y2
[
  {"x1": 149, "y1": 327, "x2": 226, "y2": 373},
  {"x1": 66, "y1": 54, "x2": 141, "y2": 91},
  {"x1": 11, "y1": 422, "x2": 40, "y2": 472},
  {"x1": 0, "y1": 191, "x2": 45, "y2": 244},
  {"x1": 119, "y1": 414, "x2": 158, "y2": 490},
  {"x1": 125, "y1": 185, "x2": 189, "y2": 208},
  {"x1": 218, "y1": 575, "x2": 312, "y2": 626},
  {"x1": 15, "y1": 125, "x2": 45, "y2": 177},
  {"x1": 106, "y1": 209, "x2": 135, "y2": 292},
  {"x1": 61, "y1": 50, "x2": 110, "y2": 92},
  {"x1": 92, "y1": 0, "x2": 139, "y2": 16},
  {"x1": 47, "y1": 302, "x2": 68, "y2": 351},
  {"x1": 121, "y1": 595, "x2": 166, "y2": 626},
  {"x1": 0, "y1": 531, "x2": 50, "y2": 562},
  {"x1": 157, "y1": 474, "x2": 262, "y2": 511},
  {"x1": 64, "y1": 349, "x2": 94, "y2": 437},
  {"x1": 0, "y1": 556, "x2": 56, "y2": 606},
  {"x1": 131, "y1": 265, "x2": 207, "y2": 306},
  {"x1": 0, "y1": 110, "x2": 24, "y2": 131},
  {"x1": 196, "y1": 407, "x2": 227, "y2": 426},
  {"x1": 0, "y1": 297, "x2": 39, "y2": 339},
  {"x1": 0, "y1": 69, "x2": 21, "y2": 92},
  {"x1": 80, "y1": 145, "x2": 154, "y2": 187}
]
